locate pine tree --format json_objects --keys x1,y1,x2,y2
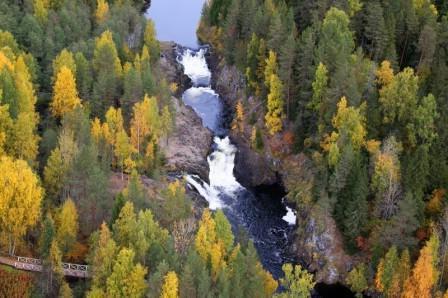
[
  {"x1": 88, "y1": 223, "x2": 118, "y2": 289},
  {"x1": 92, "y1": 30, "x2": 122, "y2": 116},
  {"x1": 144, "y1": 20, "x2": 160, "y2": 62},
  {"x1": 346, "y1": 263, "x2": 368, "y2": 298},
  {"x1": 39, "y1": 214, "x2": 56, "y2": 258}
]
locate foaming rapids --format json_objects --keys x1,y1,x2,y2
[
  {"x1": 179, "y1": 46, "x2": 297, "y2": 278},
  {"x1": 177, "y1": 48, "x2": 211, "y2": 87},
  {"x1": 186, "y1": 137, "x2": 242, "y2": 210}
]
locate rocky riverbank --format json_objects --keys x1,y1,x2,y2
[
  {"x1": 158, "y1": 42, "x2": 212, "y2": 182},
  {"x1": 206, "y1": 50, "x2": 354, "y2": 285}
]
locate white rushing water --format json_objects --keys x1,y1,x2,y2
[
  {"x1": 177, "y1": 48, "x2": 211, "y2": 86},
  {"x1": 186, "y1": 136, "x2": 242, "y2": 210},
  {"x1": 179, "y1": 48, "x2": 296, "y2": 225},
  {"x1": 283, "y1": 206, "x2": 297, "y2": 225}
]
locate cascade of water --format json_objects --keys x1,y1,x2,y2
[{"x1": 178, "y1": 47, "x2": 297, "y2": 277}]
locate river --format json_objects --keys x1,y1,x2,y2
[
  {"x1": 146, "y1": 1, "x2": 353, "y2": 297},
  {"x1": 179, "y1": 47, "x2": 297, "y2": 279}
]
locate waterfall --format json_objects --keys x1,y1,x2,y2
[{"x1": 178, "y1": 47, "x2": 297, "y2": 277}]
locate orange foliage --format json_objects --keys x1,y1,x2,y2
[
  {"x1": 426, "y1": 189, "x2": 446, "y2": 216},
  {"x1": 0, "y1": 267, "x2": 33, "y2": 297},
  {"x1": 66, "y1": 241, "x2": 89, "y2": 263}
]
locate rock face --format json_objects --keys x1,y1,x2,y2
[
  {"x1": 160, "y1": 96, "x2": 212, "y2": 181},
  {"x1": 208, "y1": 55, "x2": 278, "y2": 188},
  {"x1": 158, "y1": 42, "x2": 212, "y2": 181},
  {"x1": 159, "y1": 42, "x2": 192, "y2": 96},
  {"x1": 230, "y1": 134, "x2": 278, "y2": 188},
  {"x1": 296, "y1": 209, "x2": 353, "y2": 284}
]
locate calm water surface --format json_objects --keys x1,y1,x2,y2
[{"x1": 145, "y1": 0, "x2": 206, "y2": 48}]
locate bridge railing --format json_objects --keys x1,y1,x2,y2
[
  {"x1": 5, "y1": 256, "x2": 90, "y2": 278},
  {"x1": 16, "y1": 256, "x2": 43, "y2": 266}
]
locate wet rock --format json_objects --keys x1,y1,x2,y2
[
  {"x1": 230, "y1": 133, "x2": 278, "y2": 188},
  {"x1": 295, "y1": 206, "x2": 353, "y2": 284},
  {"x1": 208, "y1": 55, "x2": 278, "y2": 188},
  {"x1": 159, "y1": 42, "x2": 192, "y2": 96}
]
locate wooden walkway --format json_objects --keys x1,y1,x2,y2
[{"x1": 0, "y1": 256, "x2": 90, "y2": 278}]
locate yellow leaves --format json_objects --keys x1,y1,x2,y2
[
  {"x1": 260, "y1": 265, "x2": 278, "y2": 297},
  {"x1": 333, "y1": 97, "x2": 367, "y2": 149},
  {"x1": 0, "y1": 51, "x2": 14, "y2": 71},
  {"x1": 322, "y1": 97, "x2": 366, "y2": 166},
  {"x1": 51, "y1": 66, "x2": 81, "y2": 118},
  {"x1": 168, "y1": 180, "x2": 185, "y2": 198},
  {"x1": 195, "y1": 209, "x2": 217, "y2": 261},
  {"x1": 231, "y1": 101, "x2": 244, "y2": 133},
  {"x1": 106, "y1": 248, "x2": 148, "y2": 298},
  {"x1": 52, "y1": 49, "x2": 76, "y2": 82},
  {"x1": 160, "y1": 271, "x2": 179, "y2": 298},
  {"x1": 376, "y1": 60, "x2": 394, "y2": 86},
  {"x1": 130, "y1": 95, "x2": 160, "y2": 154},
  {"x1": 94, "y1": 30, "x2": 122, "y2": 77},
  {"x1": 33, "y1": 0, "x2": 50, "y2": 23},
  {"x1": 413, "y1": 0, "x2": 438, "y2": 16},
  {"x1": 374, "y1": 259, "x2": 385, "y2": 292},
  {"x1": 0, "y1": 156, "x2": 43, "y2": 253},
  {"x1": 169, "y1": 83, "x2": 178, "y2": 94},
  {"x1": 95, "y1": 0, "x2": 109, "y2": 23},
  {"x1": 56, "y1": 198, "x2": 79, "y2": 255},
  {"x1": 265, "y1": 73, "x2": 284, "y2": 135},
  {"x1": 264, "y1": 50, "x2": 278, "y2": 89},
  {"x1": 402, "y1": 235, "x2": 439, "y2": 298},
  {"x1": 366, "y1": 139, "x2": 381, "y2": 155},
  {"x1": 426, "y1": 189, "x2": 446, "y2": 216}
]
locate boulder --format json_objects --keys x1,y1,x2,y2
[{"x1": 159, "y1": 96, "x2": 212, "y2": 181}]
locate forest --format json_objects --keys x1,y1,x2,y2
[
  {"x1": 0, "y1": 0, "x2": 448, "y2": 297},
  {"x1": 198, "y1": 0, "x2": 448, "y2": 297},
  {"x1": 0, "y1": 0, "x2": 305, "y2": 297}
]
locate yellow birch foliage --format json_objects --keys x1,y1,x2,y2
[
  {"x1": 376, "y1": 60, "x2": 394, "y2": 86},
  {"x1": 52, "y1": 49, "x2": 76, "y2": 82},
  {"x1": 0, "y1": 156, "x2": 43, "y2": 254},
  {"x1": 106, "y1": 248, "x2": 147, "y2": 298},
  {"x1": 56, "y1": 198, "x2": 79, "y2": 254},
  {"x1": 160, "y1": 271, "x2": 179, "y2": 298},
  {"x1": 95, "y1": 0, "x2": 109, "y2": 23},
  {"x1": 12, "y1": 56, "x2": 40, "y2": 162},
  {"x1": 195, "y1": 209, "x2": 217, "y2": 261},
  {"x1": 105, "y1": 107, "x2": 125, "y2": 145},
  {"x1": 93, "y1": 30, "x2": 122, "y2": 77},
  {"x1": 130, "y1": 95, "x2": 160, "y2": 154},
  {"x1": 33, "y1": 0, "x2": 49, "y2": 23},
  {"x1": 232, "y1": 101, "x2": 244, "y2": 132},
  {"x1": 51, "y1": 66, "x2": 81, "y2": 118}
]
